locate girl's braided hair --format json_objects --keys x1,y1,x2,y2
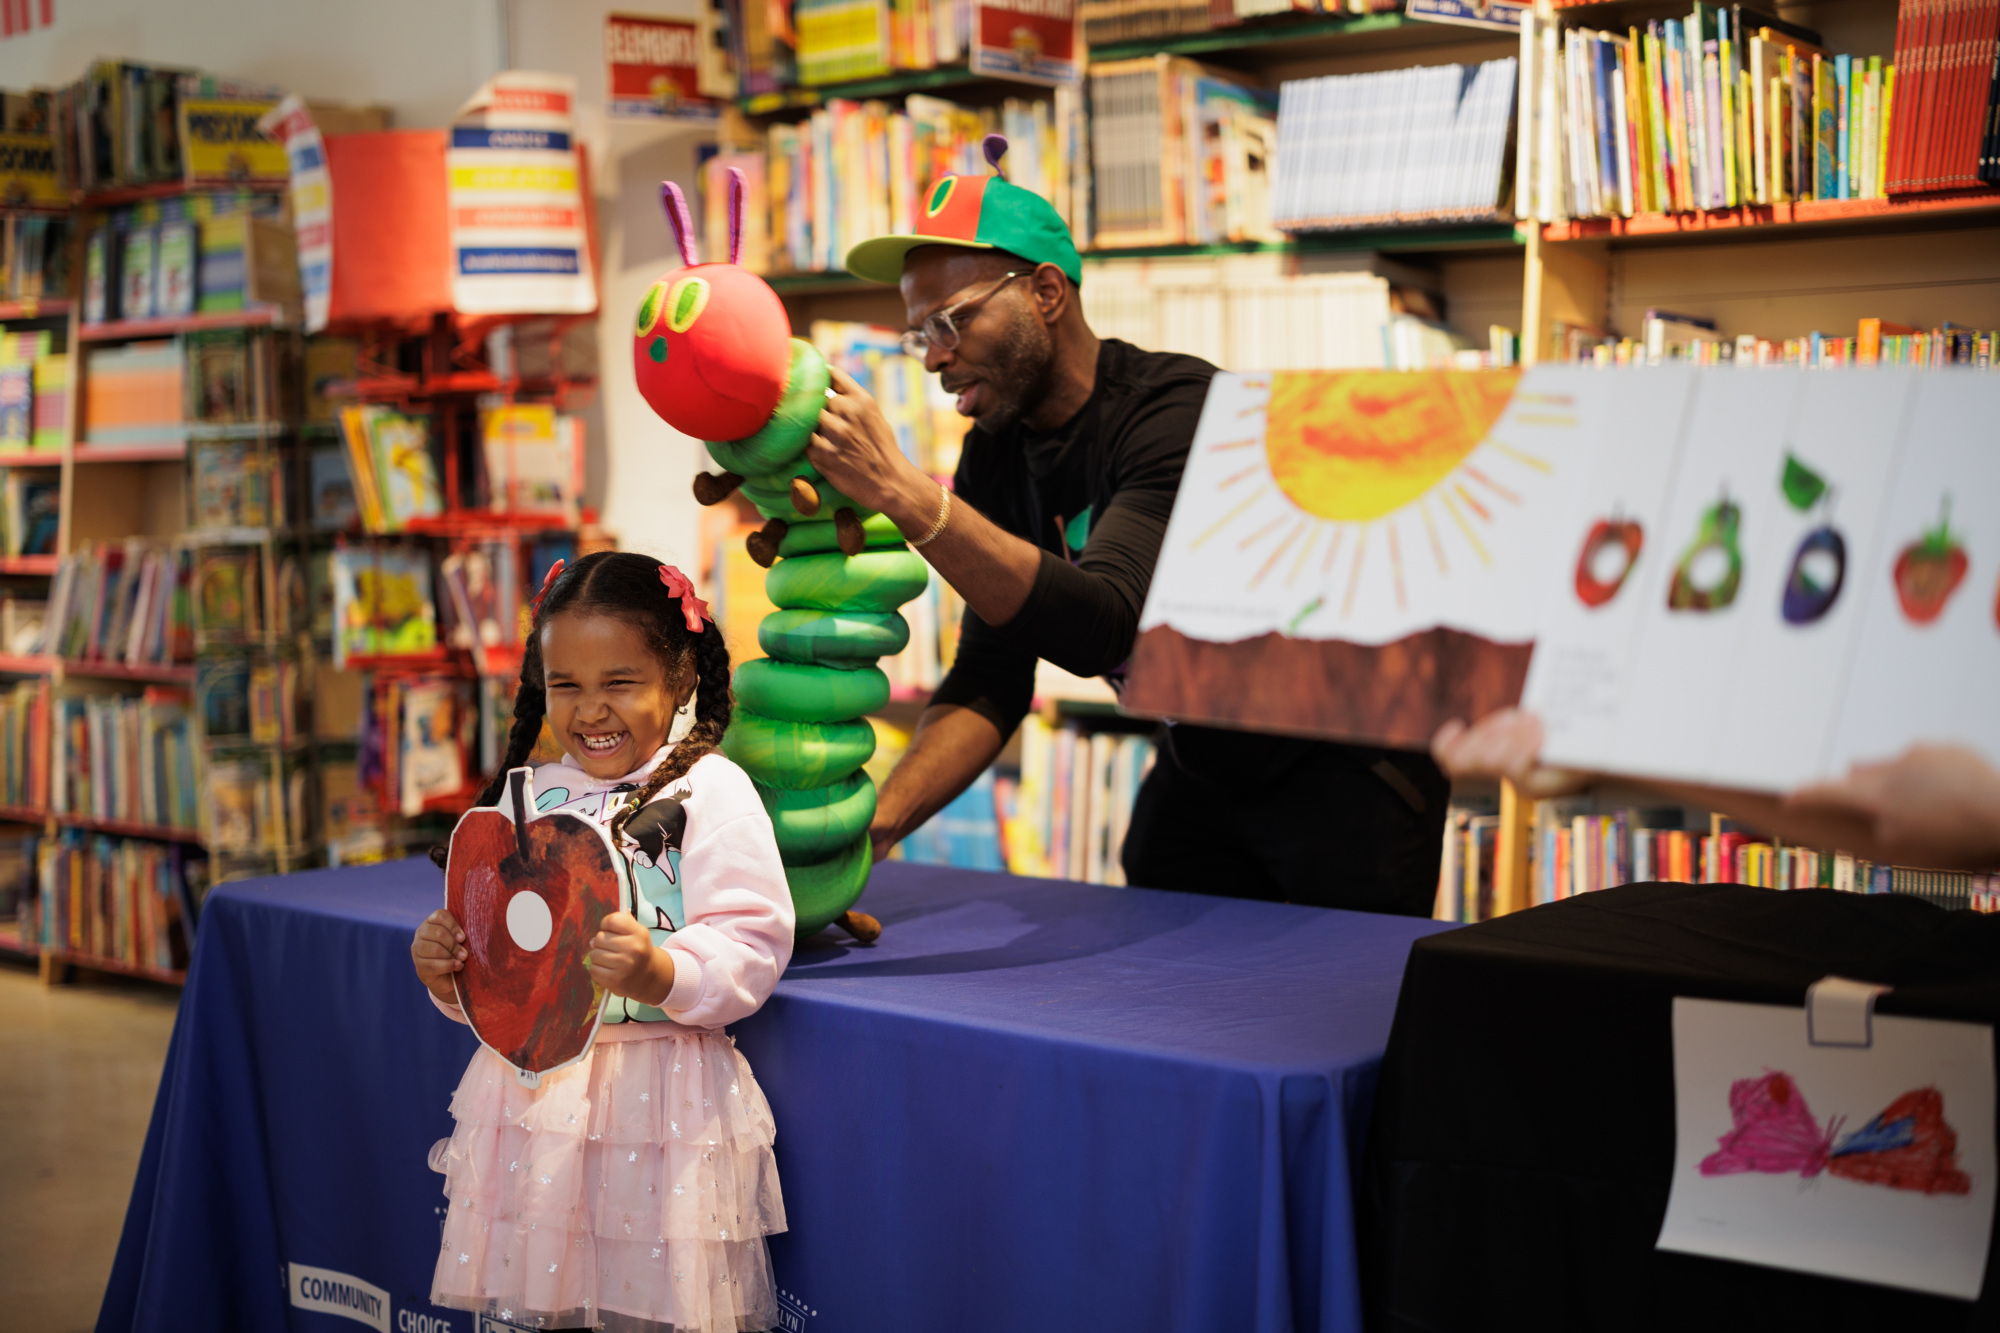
[{"x1": 429, "y1": 550, "x2": 732, "y2": 867}]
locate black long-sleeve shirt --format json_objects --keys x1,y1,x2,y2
[{"x1": 929, "y1": 338, "x2": 1217, "y2": 738}]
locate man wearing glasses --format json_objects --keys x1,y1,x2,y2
[{"x1": 804, "y1": 161, "x2": 1447, "y2": 916}]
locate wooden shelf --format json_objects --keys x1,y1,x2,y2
[
  {"x1": 79, "y1": 179, "x2": 282, "y2": 209},
  {"x1": 340, "y1": 371, "x2": 597, "y2": 402},
  {"x1": 0, "y1": 555, "x2": 58, "y2": 575},
  {"x1": 0, "y1": 654, "x2": 53, "y2": 674},
  {"x1": 78, "y1": 307, "x2": 283, "y2": 342},
  {"x1": 74, "y1": 442, "x2": 186, "y2": 463},
  {"x1": 43, "y1": 948, "x2": 186, "y2": 986},
  {"x1": 0, "y1": 298, "x2": 71, "y2": 321},
  {"x1": 62, "y1": 660, "x2": 197, "y2": 685},
  {"x1": 402, "y1": 511, "x2": 579, "y2": 536},
  {"x1": 55, "y1": 814, "x2": 203, "y2": 844},
  {"x1": 766, "y1": 225, "x2": 1526, "y2": 296},
  {"x1": 0, "y1": 804, "x2": 47, "y2": 824},
  {"x1": 1541, "y1": 190, "x2": 2000, "y2": 245},
  {"x1": 0, "y1": 450, "x2": 62, "y2": 466},
  {"x1": 738, "y1": 65, "x2": 990, "y2": 115}
]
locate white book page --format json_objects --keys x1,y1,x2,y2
[
  {"x1": 1710, "y1": 371, "x2": 1916, "y2": 789},
  {"x1": 1826, "y1": 373, "x2": 2000, "y2": 777},
  {"x1": 1660, "y1": 997, "x2": 1995, "y2": 1301}
]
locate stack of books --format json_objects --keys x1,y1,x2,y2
[
  {"x1": 1270, "y1": 58, "x2": 1519, "y2": 230},
  {"x1": 50, "y1": 687, "x2": 198, "y2": 832},
  {"x1": 759, "y1": 91, "x2": 1086, "y2": 274},
  {"x1": 82, "y1": 340, "x2": 184, "y2": 449},
  {"x1": 32, "y1": 833, "x2": 199, "y2": 973},
  {"x1": 1089, "y1": 56, "x2": 1280, "y2": 247},
  {"x1": 82, "y1": 193, "x2": 291, "y2": 324}
]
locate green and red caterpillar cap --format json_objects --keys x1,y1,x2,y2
[{"x1": 844, "y1": 135, "x2": 1082, "y2": 287}]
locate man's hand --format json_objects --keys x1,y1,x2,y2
[
  {"x1": 806, "y1": 365, "x2": 937, "y2": 528},
  {"x1": 1786, "y1": 744, "x2": 2000, "y2": 870},
  {"x1": 1430, "y1": 709, "x2": 1588, "y2": 798},
  {"x1": 411, "y1": 907, "x2": 467, "y2": 1008},
  {"x1": 586, "y1": 912, "x2": 674, "y2": 1007}
]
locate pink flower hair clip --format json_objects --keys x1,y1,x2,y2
[{"x1": 532, "y1": 559, "x2": 565, "y2": 610}]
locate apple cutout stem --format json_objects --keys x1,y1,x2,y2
[{"x1": 1894, "y1": 495, "x2": 1968, "y2": 625}]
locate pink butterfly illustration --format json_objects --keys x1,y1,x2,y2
[{"x1": 1699, "y1": 1070, "x2": 1971, "y2": 1196}]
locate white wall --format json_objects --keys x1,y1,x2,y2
[{"x1": 0, "y1": 0, "x2": 716, "y2": 571}]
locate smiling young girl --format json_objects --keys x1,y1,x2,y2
[{"x1": 411, "y1": 551, "x2": 793, "y2": 1333}]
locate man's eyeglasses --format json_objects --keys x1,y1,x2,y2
[{"x1": 899, "y1": 271, "x2": 1028, "y2": 358}]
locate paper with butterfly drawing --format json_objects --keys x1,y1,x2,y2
[{"x1": 1659, "y1": 996, "x2": 1996, "y2": 1299}]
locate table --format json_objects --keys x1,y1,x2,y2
[
  {"x1": 1360, "y1": 882, "x2": 2000, "y2": 1333},
  {"x1": 99, "y1": 858, "x2": 1447, "y2": 1333}
]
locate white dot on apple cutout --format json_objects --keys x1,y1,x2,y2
[{"x1": 506, "y1": 890, "x2": 553, "y2": 952}]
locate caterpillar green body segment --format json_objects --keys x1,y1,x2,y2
[
  {"x1": 779, "y1": 513, "x2": 905, "y2": 556},
  {"x1": 758, "y1": 609, "x2": 909, "y2": 664},
  {"x1": 736, "y1": 475, "x2": 878, "y2": 524},
  {"x1": 734, "y1": 659, "x2": 890, "y2": 722},
  {"x1": 703, "y1": 339, "x2": 831, "y2": 477},
  {"x1": 784, "y1": 833, "x2": 873, "y2": 937},
  {"x1": 721, "y1": 710, "x2": 876, "y2": 790},
  {"x1": 757, "y1": 773, "x2": 876, "y2": 860},
  {"x1": 766, "y1": 550, "x2": 931, "y2": 613}
]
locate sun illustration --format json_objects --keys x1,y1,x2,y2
[
  {"x1": 1185, "y1": 369, "x2": 1558, "y2": 624},
  {"x1": 1265, "y1": 370, "x2": 1520, "y2": 520}
]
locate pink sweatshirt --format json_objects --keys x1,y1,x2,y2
[{"x1": 434, "y1": 745, "x2": 794, "y2": 1033}]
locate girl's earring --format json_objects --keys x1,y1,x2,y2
[{"x1": 668, "y1": 688, "x2": 697, "y2": 745}]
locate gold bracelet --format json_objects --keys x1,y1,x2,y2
[{"x1": 910, "y1": 484, "x2": 952, "y2": 550}]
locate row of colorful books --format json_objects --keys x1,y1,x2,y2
[
  {"x1": 1089, "y1": 56, "x2": 1278, "y2": 247},
  {"x1": 79, "y1": 326, "x2": 287, "y2": 453},
  {"x1": 208, "y1": 750, "x2": 311, "y2": 856},
  {"x1": 0, "y1": 216, "x2": 72, "y2": 304},
  {"x1": 327, "y1": 403, "x2": 586, "y2": 536},
  {"x1": 740, "y1": 90, "x2": 1087, "y2": 276},
  {"x1": 24, "y1": 64, "x2": 289, "y2": 194},
  {"x1": 50, "y1": 689, "x2": 199, "y2": 833},
  {"x1": 196, "y1": 655, "x2": 307, "y2": 747},
  {"x1": 39, "y1": 543, "x2": 196, "y2": 667},
  {"x1": 786, "y1": 0, "x2": 978, "y2": 87},
  {"x1": 0, "y1": 329, "x2": 70, "y2": 454},
  {"x1": 1271, "y1": 58, "x2": 1519, "y2": 230},
  {"x1": 1436, "y1": 801, "x2": 2000, "y2": 923},
  {"x1": 997, "y1": 715, "x2": 1157, "y2": 883},
  {"x1": 810, "y1": 319, "x2": 969, "y2": 479},
  {"x1": 355, "y1": 672, "x2": 477, "y2": 818},
  {"x1": 28, "y1": 833, "x2": 201, "y2": 973},
  {"x1": 0, "y1": 680, "x2": 47, "y2": 811},
  {"x1": 1557, "y1": 311, "x2": 2000, "y2": 368}
]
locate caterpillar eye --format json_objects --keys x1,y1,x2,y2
[
  {"x1": 667, "y1": 276, "x2": 710, "y2": 332},
  {"x1": 635, "y1": 280, "x2": 669, "y2": 337}
]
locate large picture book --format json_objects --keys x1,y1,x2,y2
[{"x1": 1127, "y1": 366, "x2": 2000, "y2": 793}]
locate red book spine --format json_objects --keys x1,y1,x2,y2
[
  {"x1": 1909, "y1": 0, "x2": 1949, "y2": 190},
  {"x1": 1933, "y1": 0, "x2": 1974, "y2": 186},
  {"x1": 1889, "y1": 0, "x2": 1930, "y2": 191}
]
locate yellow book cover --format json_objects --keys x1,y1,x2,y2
[{"x1": 178, "y1": 98, "x2": 289, "y2": 188}]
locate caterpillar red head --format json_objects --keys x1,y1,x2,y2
[{"x1": 633, "y1": 171, "x2": 793, "y2": 442}]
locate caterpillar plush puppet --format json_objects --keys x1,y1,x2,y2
[{"x1": 634, "y1": 172, "x2": 928, "y2": 943}]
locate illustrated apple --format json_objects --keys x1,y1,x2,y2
[
  {"x1": 1574, "y1": 516, "x2": 1644, "y2": 608},
  {"x1": 1780, "y1": 525, "x2": 1846, "y2": 625},
  {"x1": 1893, "y1": 497, "x2": 1968, "y2": 626},
  {"x1": 447, "y1": 769, "x2": 622, "y2": 1081}
]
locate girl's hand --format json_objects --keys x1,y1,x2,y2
[
  {"x1": 587, "y1": 912, "x2": 675, "y2": 1007},
  {"x1": 412, "y1": 908, "x2": 467, "y2": 1007}
]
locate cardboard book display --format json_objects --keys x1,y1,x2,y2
[{"x1": 445, "y1": 767, "x2": 622, "y2": 1087}]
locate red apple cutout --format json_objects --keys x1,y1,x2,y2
[
  {"x1": 1893, "y1": 496, "x2": 1968, "y2": 626},
  {"x1": 446, "y1": 768, "x2": 623, "y2": 1087},
  {"x1": 1574, "y1": 517, "x2": 1643, "y2": 608}
]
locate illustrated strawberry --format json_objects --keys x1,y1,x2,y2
[{"x1": 1893, "y1": 496, "x2": 1968, "y2": 625}]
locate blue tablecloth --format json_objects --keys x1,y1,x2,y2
[{"x1": 98, "y1": 858, "x2": 1447, "y2": 1333}]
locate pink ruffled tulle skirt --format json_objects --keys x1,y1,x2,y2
[{"x1": 429, "y1": 1025, "x2": 785, "y2": 1333}]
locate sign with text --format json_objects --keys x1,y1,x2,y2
[
  {"x1": 606, "y1": 12, "x2": 721, "y2": 120},
  {"x1": 970, "y1": 0, "x2": 1080, "y2": 86}
]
